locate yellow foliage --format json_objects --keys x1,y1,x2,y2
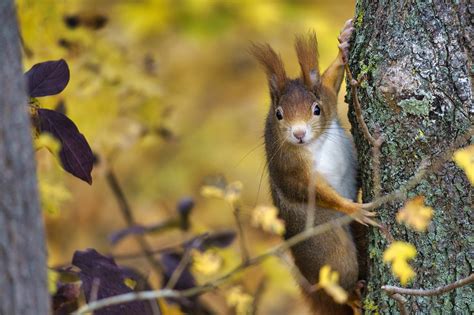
[
  {"x1": 317, "y1": 265, "x2": 348, "y2": 304},
  {"x1": 200, "y1": 181, "x2": 243, "y2": 206},
  {"x1": 226, "y1": 286, "x2": 253, "y2": 315},
  {"x1": 251, "y1": 205, "x2": 285, "y2": 235},
  {"x1": 124, "y1": 278, "x2": 137, "y2": 290},
  {"x1": 200, "y1": 185, "x2": 226, "y2": 199},
  {"x1": 396, "y1": 196, "x2": 433, "y2": 232},
  {"x1": 383, "y1": 242, "x2": 417, "y2": 285},
  {"x1": 192, "y1": 249, "x2": 222, "y2": 276},
  {"x1": 48, "y1": 269, "x2": 59, "y2": 294},
  {"x1": 35, "y1": 133, "x2": 61, "y2": 157},
  {"x1": 453, "y1": 144, "x2": 474, "y2": 185},
  {"x1": 39, "y1": 177, "x2": 71, "y2": 215}
]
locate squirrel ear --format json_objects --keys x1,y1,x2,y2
[
  {"x1": 295, "y1": 31, "x2": 320, "y2": 92},
  {"x1": 250, "y1": 43, "x2": 287, "y2": 99}
]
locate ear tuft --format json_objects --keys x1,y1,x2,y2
[
  {"x1": 295, "y1": 31, "x2": 320, "y2": 91},
  {"x1": 250, "y1": 43, "x2": 287, "y2": 96}
]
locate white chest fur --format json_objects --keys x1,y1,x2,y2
[{"x1": 306, "y1": 119, "x2": 357, "y2": 200}]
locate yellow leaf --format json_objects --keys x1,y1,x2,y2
[
  {"x1": 39, "y1": 178, "x2": 71, "y2": 215},
  {"x1": 124, "y1": 278, "x2": 137, "y2": 290},
  {"x1": 200, "y1": 185, "x2": 225, "y2": 199},
  {"x1": 225, "y1": 181, "x2": 243, "y2": 205},
  {"x1": 35, "y1": 133, "x2": 61, "y2": 157},
  {"x1": 318, "y1": 265, "x2": 348, "y2": 304},
  {"x1": 383, "y1": 242, "x2": 417, "y2": 285},
  {"x1": 453, "y1": 144, "x2": 474, "y2": 185},
  {"x1": 192, "y1": 250, "x2": 222, "y2": 276},
  {"x1": 396, "y1": 196, "x2": 433, "y2": 232},
  {"x1": 252, "y1": 205, "x2": 285, "y2": 235},
  {"x1": 48, "y1": 269, "x2": 59, "y2": 294},
  {"x1": 226, "y1": 286, "x2": 253, "y2": 315}
]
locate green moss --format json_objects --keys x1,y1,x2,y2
[
  {"x1": 397, "y1": 93, "x2": 433, "y2": 116},
  {"x1": 356, "y1": 9, "x2": 364, "y2": 27},
  {"x1": 363, "y1": 298, "x2": 379, "y2": 314}
]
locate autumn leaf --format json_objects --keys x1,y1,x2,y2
[
  {"x1": 383, "y1": 241, "x2": 417, "y2": 285},
  {"x1": 191, "y1": 249, "x2": 222, "y2": 276},
  {"x1": 48, "y1": 269, "x2": 59, "y2": 294},
  {"x1": 318, "y1": 265, "x2": 348, "y2": 304},
  {"x1": 38, "y1": 109, "x2": 94, "y2": 184},
  {"x1": 252, "y1": 205, "x2": 285, "y2": 235},
  {"x1": 24, "y1": 59, "x2": 70, "y2": 97},
  {"x1": 35, "y1": 133, "x2": 61, "y2": 157},
  {"x1": 226, "y1": 286, "x2": 253, "y2": 315},
  {"x1": 453, "y1": 144, "x2": 474, "y2": 185},
  {"x1": 396, "y1": 196, "x2": 433, "y2": 232},
  {"x1": 200, "y1": 180, "x2": 243, "y2": 206}
]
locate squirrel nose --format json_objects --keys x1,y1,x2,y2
[{"x1": 292, "y1": 129, "x2": 306, "y2": 141}]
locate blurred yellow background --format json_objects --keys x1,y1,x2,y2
[{"x1": 18, "y1": 0, "x2": 355, "y2": 314}]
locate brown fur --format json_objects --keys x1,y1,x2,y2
[
  {"x1": 253, "y1": 31, "x2": 365, "y2": 315},
  {"x1": 295, "y1": 31, "x2": 320, "y2": 91}
]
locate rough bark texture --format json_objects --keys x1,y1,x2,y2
[
  {"x1": 0, "y1": 1, "x2": 50, "y2": 314},
  {"x1": 347, "y1": 1, "x2": 473, "y2": 314}
]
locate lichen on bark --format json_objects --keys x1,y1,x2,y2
[{"x1": 347, "y1": 1, "x2": 473, "y2": 314}]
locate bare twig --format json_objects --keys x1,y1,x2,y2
[
  {"x1": 277, "y1": 253, "x2": 316, "y2": 294},
  {"x1": 106, "y1": 169, "x2": 163, "y2": 274},
  {"x1": 233, "y1": 204, "x2": 250, "y2": 264},
  {"x1": 382, "y1": 273, "x2": 474, "y2": 297},
  {"x1": 364, "y1": 126, "x2": 473, "y2": 211},
  {"x1": 388, "y1": 293, "x2": 408, "y2": 315},
  {"x1": 74, "y1": 215, "x2": 354, "y2": 314},
  {"x1": 250, "y1": 277, "x2": 267, "y2": 315},
  {"x1": 345, "y1": 65, "x2": 377, "y2": 146},
  {"x1": 165, "y1": 247, "x2": 194, "y2": 290}
]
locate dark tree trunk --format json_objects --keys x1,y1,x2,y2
[
  {"x1": 0, "y1": 1, "x2": 50, "y2": 314},
  {"x1": 348, "y1": 1, "x2": 472, "y2": 314}
]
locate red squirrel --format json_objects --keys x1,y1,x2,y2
[{"x1": 251, "y1": 20, "x2": 375, "y2": 314}]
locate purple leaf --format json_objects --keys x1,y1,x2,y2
[
  {"x1": 38, "y1": 109, "x2": 93, "y2": 184},
  {"x1": 52, "y1": 283, "x2": 80, "y2": 315},
  {"x1": 202, "y1": 230, "x2": 236, "y2": 249},
  {"x1": 184, "y1": 230, "x2": 236, "y2": 251},
  {"x1": 109, "y1": 225, "x2": 147, "y2": 245},
  {"x1": 72, "y1": 249, "x2": 153, "y2": 315},
  {"x1": 161, "y1": 252, "x2": 196, "y2": 291},
  {"x1": 25, "y1": 59, "x2": 70, "y2": 97}
]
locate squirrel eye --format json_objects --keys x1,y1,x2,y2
[
  {"x1": 312, "y1": 102, "x2": 321, "y2": 116},
  {"x1": 275, "y1": 107, "x2": 284, "y2": 120}
]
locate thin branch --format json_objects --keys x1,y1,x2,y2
[
  {"x1": 277, "y1": 253, "x2": 316, "y2": 294},
  {"x1": 233, "y1": 204, "x2": 250, "y2": 264},
  {"x1": 74, "y1": 215, "x2": 354, "y2": 314},
  {"x1": 345, "y1": 65, "x2": 377, "y2": 146},
  {"x1": 165, "y1": 246, "x2": 193, "y2": 290},
  {"x1": 250, "y1": 277, "x2": 266, "y2": 315},
  {"x1": 387, "y1": 293, "x2": 408, "y2": 315},
  {"x1": 106, "y1": 169, "x2": 163, "y2": 274},
  {"x1": 364, "y1": 126, "x2": 473, "y2": 211},
  {"x1": 382, "y1": 273, "x2": 474, "y2": 297}
]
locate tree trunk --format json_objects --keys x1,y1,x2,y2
[
  {"x1": 348, "y1": 1, "x2": 472, "y2": 314},
  {"x1": 0, "y1": 1, "x2": 50, "y2": 314}
]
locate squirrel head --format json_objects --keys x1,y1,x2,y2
[{"x1": 251, "y1": 32, "x2": 337, "y2": 146}]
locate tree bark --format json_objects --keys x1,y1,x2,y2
[
  {"x1": 348, "y1": 1, "x2": 472, "y2": 314},
  {"x1": 0, "y1": 1, "x2": 50, "y2": 314}
]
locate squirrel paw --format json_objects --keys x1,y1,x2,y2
[
  {"x1": 338, "y1": 19, "x2": 354, "y2": 64},
  {"x1": 351, "y1": 208, "x2": 379, "y2": 227}
]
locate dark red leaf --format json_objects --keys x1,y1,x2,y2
[
  {"x1": 72, "y1": 249, "x2": 153, "y2": 315},
  {"x1": 38, "y1": 109, "x2": 93, "y2": 184},
  {"x1": 25, "y1": 59, "x2": 70, "y2": 97}
]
